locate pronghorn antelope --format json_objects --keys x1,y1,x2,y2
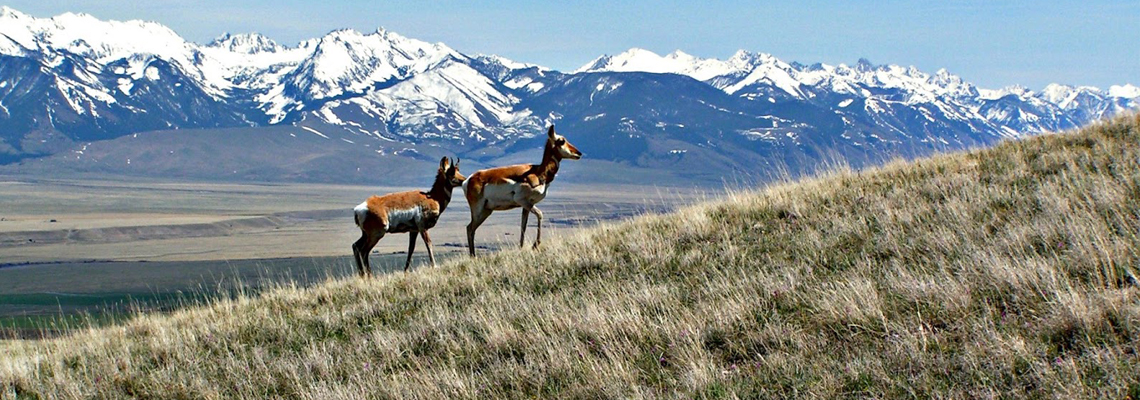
[
  {"x1": 352, "y1": 157, "x2": 466, "y2": 276},
  {"x1": 464, "y1": 125, "x2": 582, "y2": 256}
]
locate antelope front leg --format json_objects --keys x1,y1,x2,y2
[
  {"x1": 519, "y1": 207, "x2": 530, "y2": 248},
  {"x1": 352, "y1": 234, "x2": 368, "y2": 277},
  {"x1": 361, "y1": 231, "x2": 383, "y2": 278},
  {"x1": 405, "y1": 232, "x2": 417, "y2": 272},
  {"x1": 530, "y1": 206, "x2": 544, "y2": 249},
  {"x1": 467, "y1": 206, "x2": 492, "y2": 257},
  {"x1": 421, "y1": 230, "x2": 437, "y2": 268}
]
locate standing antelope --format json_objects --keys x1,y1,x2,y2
[
  {"x1": 352, "y1": 157, "x2": 466, "y2": 276},
  {"x1": 464, "y1": 125, "x2": 582, "y2": 256}
]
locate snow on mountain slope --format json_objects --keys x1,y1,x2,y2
[
  {"x1": 721, "y1": 52, "x2": 804, "y2": 97},
  {"x1": 199, "y1": 34, "x2": 310, "y2": 81},
  {"x1": 208, "y1": 33, "x2": 285, "y2": 55},
  {"x1": 468, "y1": 54, "x2": 561, "y2": 97},
  {"x1": 1109, "y1": 84, "x2": 1140, "y2": 99},
  {"x1": 576, "y1": 47, "x2": 1138, "y2": 137},
  {"x1": 257, "y1": 29, "x2": 544, "y2": 137},
  {"x1": 280, "y1": 29, "x2": 458, "y2": 102},
  {"x1": 476, "y1": 54, "x2": 546, "y2": 73},
  {"x1": 579, "y1": 49, "x2": 980, "y2": 102},
  {"x1": 311, "y1": 57, "x2": 541, "y2": 143},
  {"x1": 0, "y1": 7, "x2": 545, "y2": 144},
  {"x1": 0, "y1": 6, "x2": 241, "y2": 97},
  {"x1": 0, "y1": 7, "x2": 189, "y2": 63},
  {"x1": 798, "y1": 62, "x2": 979, "y2": 104},
  {"x1": 1, "y1": 6, "x2": 1137, "y2": 178},
  {"x1": 1038, "y1": 84, "x2": 1124, "y2": 119},
  {"x1": 576, "y1": 48, "x2": 745, "y2": 81}
]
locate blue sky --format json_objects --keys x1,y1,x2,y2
[{"x1": 6, "y1": 1, "x2": 1137, "y2": 89}]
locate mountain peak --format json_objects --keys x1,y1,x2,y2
[
  {"x1": 729, "y1": 49, "x2": 754, "y2": 60},
  {"x1": 50, "y1": 10, "x2": 172, "y2": 34},
  {"x1": 371, "y1": 26, "x2": 406, "y2": 39},
  {"x1": 665, "y1": 49, "x2": 694, "y2": 60},
  {"x1": 577, "y1": 47, "x2": 747, "y2": 79},
  {"x1": 322, "y1": 28, "x2": 365, "y2": 41},
  {"x1": 209, "y1": 32, "x2": 283, "y2": 54},
  {"x1": 574, "y1": 55, "x2": 609, "y2": 73},
  {"x1": 313, "y1": 27, "x2": 452, "y2": 56},
  {"x1": 54, "y1": 11, "x2": 98, "y2": 20},
  {"x1": 623, "y1": 47, "x2": 658, "y2": 55},
  {"x1": 474, "y1": 53, "x2": 546, "y2": 71},
  {"x1": 930, "y1": 68, "x2": 967, "y2": 85},
  {"x1": 999, "y1": 85, "x2": 1032, "y2": 98},
  {"x1": 853, "y1": 58, "x2": 875, "y2": 72},
  {"x1": 0, "y1": 8, "x2": 189, "y2": 64},
  {"x1": 0, "y1": 5, "x2": 29, "y2": 19},
  {"x1": 1040, "y1": 83, "x2": 1077, "y2": 105},
  {"x1": 1109, "y1": 84, "x2": 1140, "y2": 99},
  {"x1": 575, "y1": 48, "x2": 658, "y2": 73},
  {"x1": 727, "y1": 49, "x2": 765, "y2": 65},
  {"x1": 279, "y1": 24, "x2": 463, "y2": 103}
]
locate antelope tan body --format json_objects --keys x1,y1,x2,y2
[
  {"x1": 354, "y1": 192, "x2": 444, "y2": 235},
  {"x1": 464, "y1": 164, "x2": 553, "y2": 211},
  {"x1": 464, "y1": 126, "x2": 582, "y2": 256},
  {"x1": 352, "y1": 157, "x2": 465, "y2": 276}
]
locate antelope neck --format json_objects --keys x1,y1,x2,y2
[
  {"x1": 427, "y1": 175, "x2": 455, "y2": 211},
  {"x1": 537, "y1": 144, "x2": 562, "y2": 185}
]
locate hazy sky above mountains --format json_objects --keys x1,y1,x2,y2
[{"x1": 6, "y1": 1, "x2": 1137, "y2": 90}]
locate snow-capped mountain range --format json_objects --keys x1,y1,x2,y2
[
  {"x1": 578, "y1": 48, "x2": 1138, "y2": 135},
  {"x1": 1, "y1": 7, "x2": 1136, "y2": 183}
]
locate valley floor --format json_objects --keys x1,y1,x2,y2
[
  {"x1": 0, "y1": 180, "x2": 705, "y2": 263},
  {"x1": 0, "y1": 179, "x2": 710, "y2": 337}
]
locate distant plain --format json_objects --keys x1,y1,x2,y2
[{"x1": 0, "y1": 177, "x2": 711, "y2": 337}]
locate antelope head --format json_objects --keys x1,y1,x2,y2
[
  {"x1": 439, "y1": 157, "x2": 466, "y2": 187},
  {"x1": 547, "y1": 125, "x2": 582, "y2": 160}
]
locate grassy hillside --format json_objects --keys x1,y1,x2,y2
[{"x1": 3, "y1": 115, "x2": 1139, "y2": 398}]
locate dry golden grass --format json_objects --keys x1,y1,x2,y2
[{"x1": 3, "y1": 114, "x2": 1139, "y2": 399}]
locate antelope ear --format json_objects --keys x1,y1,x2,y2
[
  {"x1": 547, "y1": 125, "x2": 555, "y2": 138},
  {"x1": 439, "y1": 157, "x2": 450, "y2": 170}
]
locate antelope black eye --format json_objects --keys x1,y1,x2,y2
[{"x1": 556, "y1": 139, "x2": 565, "y2": 145}]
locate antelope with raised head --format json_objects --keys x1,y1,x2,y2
[
  {"x1": 463, "y1": 125, "x2": 582, "y2": 256},
  {"x1": 352, "y1": 157, "x2": 465, "y2": 276}
]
